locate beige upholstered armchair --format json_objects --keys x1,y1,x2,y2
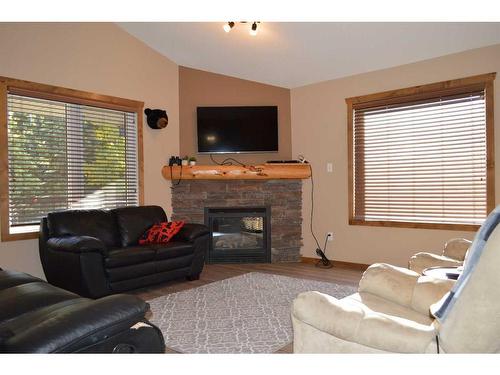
[
  {"x1": 408, "y1": 238, "x2": 471, "y2": 274},
  {"x1": 292, "y1": 264, "x2": 452, "y2": 353},
  {"x1": 292, "y1": 207, "x2": 500, "y2": 353}
]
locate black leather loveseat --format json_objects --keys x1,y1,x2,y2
[
  {"x1": 39, "y1": 205, "x2": 209, "y2": 298},
  {"x1": 0, "y1": 267, "x2": 164, "y2": 353}
]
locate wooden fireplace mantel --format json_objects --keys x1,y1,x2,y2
[{"x1": 161, "y1": 163, "x2": 311, "y2": 180}]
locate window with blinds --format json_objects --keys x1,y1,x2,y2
[
  {"x1": 348, "y1": 75, "x2": 495, "y2": 230},
  {"x1": 6, "y1": 93, "x2": 139, "y2": 234}
]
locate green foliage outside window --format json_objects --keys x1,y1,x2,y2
[{"x1": 8, "y1": 105, "x2": 127, "y2": 226}]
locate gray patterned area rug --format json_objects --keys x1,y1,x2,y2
[{"x1": 147, "y1": 272, "x2": 357, "y2": 353}]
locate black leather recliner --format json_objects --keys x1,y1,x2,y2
[
  {"x1": 39, "y1": 205, "x2": 209, "y2": 298},
  {"x1": 0, "y1": 268, "x2": 165, "y2": 353}
]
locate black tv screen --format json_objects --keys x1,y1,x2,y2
[{"x1": 197, "y1": 106, "x2": 278, "y2": 153}]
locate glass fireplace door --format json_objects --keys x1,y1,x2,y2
[{"x1": 205, "y1": 207, "x2": 270, "y2": 263}]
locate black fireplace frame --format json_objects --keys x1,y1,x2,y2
[{"x1": 204, "y1": 206, "x2": 271, "y2": 264}]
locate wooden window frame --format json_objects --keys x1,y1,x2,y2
[
  {"x1": 0, "y1": 77, "x2": 145, "y2": 242},
  {"x1": 346, "y1": 73, "x2": 496, "y2": 231}
]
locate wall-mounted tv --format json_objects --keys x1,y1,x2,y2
[{"x1": 197, "y1": 106, "x2": 278, "y2": 154}]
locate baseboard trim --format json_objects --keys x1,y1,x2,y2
[{"x1": 300, "y1": 257, "x2": 370, "y2": 271}]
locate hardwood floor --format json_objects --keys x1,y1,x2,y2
[{"x1": 131, "y1": 262, "x2": 363, "y2": 354}]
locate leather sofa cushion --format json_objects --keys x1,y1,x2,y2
[
  {"x1": 0, "y1": 299, "x2": 83, "y2": 348},
  {"x1": 109, "y1": 267, "x2": 190, "y2": 293},
  {"x1": 47, "y1": 236, "x2": 107, "y2": 254},
  {"x1": 0, "y1": 282, "x2": 79, "y2": 324},
  {"x1": 105, "y1": 242, "x2": 194, "y2": 268},
  {"x1": 113, "y1": 206, "x2": 167, "y2": 247},
  {"x1": 47, "y1": 210, "x2": 120, "y2": 248},
  {"x1": 105, "y1": 247, "x2": 156, "y2": 268},
  {"x1": 155, "y1": 255, "x2": 194, "y2": 273},
  {"x1": 106, "y1": 262, "x2": 157, "y2": 282},
  {"x1": 0, "y1": 270, "x2": 41, "y2": 292},
  {"x1": 175, "y1": 223, "x2": 210, "y2": 242},
  {"x1": 149, "y1": 242, "x2": 194, "y2": 261},
  {"x1": 1, "y1": 295, "x2": 150, "y2": 353}
]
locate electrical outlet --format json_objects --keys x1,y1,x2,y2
[
  {"x1": 327, "y1": 162, "x2": 333, "y2": 173},
  {"x1": 327, "y1": 232, "x2": 334, "y2": 241}
]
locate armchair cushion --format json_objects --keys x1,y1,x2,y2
[
  {"x1": 292, "y1": 291, "x2": 437, "y2": 353},
  {"x1": 358, "y1": 263, "x2": 454, "y2": 315},
  {"x1": 348, "y1": 292, "x2": 433, "y2": 325},
  {"x1": 174, "y1": 223, "x2": 210, "y2": 242},
  {"x1": 47, "y1": 236, "x2": 107, "y2": 256},
  {"x1": 358, "y1": 263, "x2": 420, "y2": 307},
  {"x1": 409, "y1": 252, "x2": 463, "y2": 274}
]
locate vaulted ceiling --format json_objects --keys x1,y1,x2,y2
[{"x1": 118, "y1": 22, "x2": 500, "y2": 88}]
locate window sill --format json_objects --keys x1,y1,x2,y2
[
  {"x1": 1, "y1": 230, "x2": 39, "y2": 242},
  {"x1": 349, "y1": 219, "x2": 480, "y2": 232}
]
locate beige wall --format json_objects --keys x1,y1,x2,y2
[
  {"x1": 0, "y1": 23, "x2": 179, "y2": 278},
  {"x1": 1, "y1": 23, "x2": 498, "y2": 275},
  {"x1": 291, "y1": 44, "x2": 500, "y2": 266},
  {"x1": 179, "y1": 66, "x2": 291, "y2": 165}
]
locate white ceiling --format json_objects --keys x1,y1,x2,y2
[{"x1": 118, "y1": 22, "x2": 500, "y2": 88}]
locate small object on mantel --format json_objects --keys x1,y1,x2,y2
[{"x1": 161, "y1": 163, "x2": 311, "y2": 180}]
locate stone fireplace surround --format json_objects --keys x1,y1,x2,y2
[{"x1": 171, "y1": 179, "x2": 303, "y2": 262}]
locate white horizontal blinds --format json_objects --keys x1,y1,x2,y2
[
  {"x1": 353, "y1": 90, "x2": 487, "y2": 225},
  {"x1": 7, "y1": 93, "x2": 139, "y2": 229}
]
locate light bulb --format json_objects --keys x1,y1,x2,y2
[
  {"x1": 249, "y1": 22, "x2": 258, "y2": 36},
  {"x1": 223, "y1": 22, "x2": 234, "y2": 33}
]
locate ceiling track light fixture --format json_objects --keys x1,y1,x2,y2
[
  {"x1": 223, "y1": 21, "x2": 235, "y2": 33},
  {"x1": 223, "y1": 21, "x2": 260, "y2": 36},
  {"x1": 250, "y1": 22, "x2": 258, "y2": 36}
]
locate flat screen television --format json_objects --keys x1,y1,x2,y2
[{"x1": 197, "y1": 106, "x2": 278, "y2": 153}]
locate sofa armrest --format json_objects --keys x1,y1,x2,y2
[
  {"x1": 409, "y1": 252, "x2": 463, "y2": 274},
  {"x1": 174, "y1": 223, "x2": 210, "y2": 242},
  {"x1": 47, "y1": 236, "x2": 107, "y2": 256},
  {"x1": 358, "y1": 263, "x2": 420, "y2": 307},
  {"x1": 292, "y1": 291, "x2": 437, "y2": 353},
  {"x1": 442, "y1": 238, "x2": 471, "y2": 261},
  {"x1": 2, "y1": 294, "x2": 158, "y2": 353}
]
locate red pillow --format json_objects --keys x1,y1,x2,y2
[{"x1": 139, "y1": 221, "x2": 185, "y2": 245}]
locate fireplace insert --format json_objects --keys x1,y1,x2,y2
[{"x1": 204, "y1": 207, "x2": 271, "y2": 263}]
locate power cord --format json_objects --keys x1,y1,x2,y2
[
  {"x1": 315, "y1": 236, "x2": 333, "y2": 269},
  {"x1": 170, "y1": 165, "x2": 183, "y2": 187},
  {"x1": 210, "y1": 153, "x2": 246, "y2": 166},
  {"x1": 308, "y1": 163, "x2": 321, "y2": 250},
  {"x1": 308, "y1": 163, "x2": 333, "y2": 268}
]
